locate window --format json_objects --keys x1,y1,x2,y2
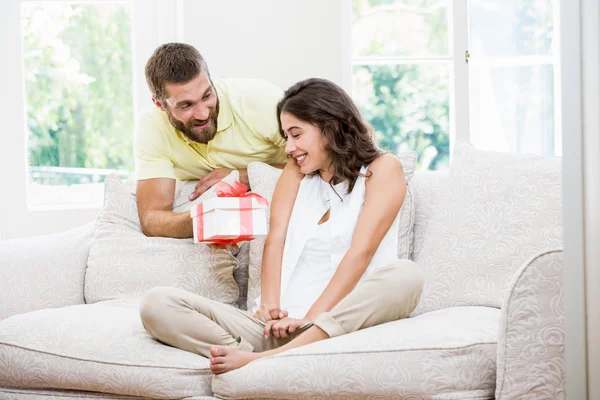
[
  {"x1": 352, "y1": 0, "x2": 451, "y2": 170},
  {"x1": 468, "y1": 0, "x2": 558, "y2": 155},
  {"x1": 21, "y1": 2, "x2": 134, "y2": 206},
  {"x1": 351, "y1": 0, "x2": 559, "y2": 170}
]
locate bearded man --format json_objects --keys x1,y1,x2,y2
[{"x1": 135, "y1": 43, "x2": 286, "y2": 238}]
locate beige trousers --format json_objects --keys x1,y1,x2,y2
[{"x1": 140, "y1": 259, "x2": 424, "y2": 358}]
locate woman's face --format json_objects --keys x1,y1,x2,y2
[{"x1": 280, "y1": 111, "x2": 332, "y2": 180}]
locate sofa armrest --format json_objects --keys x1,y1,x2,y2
[
  {"x1": 495, "y1": 249, "x2": 565, "y2": 400},
  {"x1": 0, "y1": 222, "x2": 95, "y2": 321}
]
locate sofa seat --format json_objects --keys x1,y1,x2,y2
[
  {"x1": 0, "y1": 299, "x2": 212, "y2": 399},
  {"x1": 213, "y1": 306, "x2": 500, "y2": 400},
  {"x1": 0, "y1": 388, "x2": 218, "y2": 400}
]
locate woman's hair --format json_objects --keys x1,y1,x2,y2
[{"x1": 277, "y1": 78, "x2": 383, "y2": 193}]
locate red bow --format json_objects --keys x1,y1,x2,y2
[{"x1": 214, "y1": 181, "x2": 268, "y2": 206}]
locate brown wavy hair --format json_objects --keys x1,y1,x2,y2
[
  {"x1": 145, "y1": 43, "x2": 211, "y2": 101},
  {"x1": 277, "y1": 78, "x2": 383, "y2": 193}
]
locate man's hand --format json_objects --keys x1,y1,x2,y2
[
  {"x1": 189, "y1": 168, "x2": 249, "y2": 201},
  {"x1": 207, "y1": 243, "x2": 239, "y2": 251},
  {"x1": 253, "y1": 304, "x2": 288, "y2": 323},
  {"x1": 264, "y1": 317, "x2": 311, "y2": 339}
]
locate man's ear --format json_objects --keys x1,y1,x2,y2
[{"x1": 152, "y1": 97, "x2": 166, "y2": 111}]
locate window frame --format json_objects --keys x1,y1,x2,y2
[
  {"x1": 347, "y1": 0, "x2": 561, "y2": 166},
  {"x1": 0, "y1": 0, "x2": 180, "y2": 238}
]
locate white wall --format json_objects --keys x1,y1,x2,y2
[
  {"x1": 580, "y1": 0, "x2": 600, "y2": 396},
  {"x1": 562, "y1": 0, "x2": 600, "y2": 397},
  {"x1": 182, "y1": 0, "x2": 347, "y2": 90},
  {"x1": 0, "y1": 0, "x2": 348, "y2": 239}
]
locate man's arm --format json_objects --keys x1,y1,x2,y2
[{"x1": 137, "y1": 178, "x2": 193, "y2": 238}]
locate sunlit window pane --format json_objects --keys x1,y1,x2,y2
[
  {"x1": 470, "y1": 65, "x2": 555, "y2": 155},
  {"x1": 353, "y1": 64, "x2": 450, "y2": 170},
  {"x1": 21, "y1": 3, "x2": 134, "y2": 187},
  {"x1": 352, "y1": 0, "x2": 449, "y2": 57},
  {"x1": 469, "y1": 0, "x2": 555, "y2": 57}
]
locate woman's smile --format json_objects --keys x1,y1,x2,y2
[{"x1": 295, "y1": 153, "x2": 307, "y2": 166}]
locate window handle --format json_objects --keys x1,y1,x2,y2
[{"x1": 465, "y1": 50, "x2": 470, "y2": 64}]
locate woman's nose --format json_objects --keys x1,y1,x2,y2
[{"x1": 285, "y1": 139, "x2": 296, "y2": 154}]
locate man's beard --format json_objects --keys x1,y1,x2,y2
[{"x1": 167, "y1": 101, "x2": 220, "y2": 144}]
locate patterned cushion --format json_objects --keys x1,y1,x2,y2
[
  {"x1": 409, "y1": 170, "x2": 449, "y2": 261},
  {"x1": 0, "y1": 300, "x2": 212, "y2": 398},
  {"x1": 412, "y1": 142, "x2": 562, "y2": 315},
  {"x1": 85, "y1": 174, "x2": 240, "y2": 305},
  {"x1": 245, "y1": 152, "x2": 418, "y2": 311},
  {"x1": 212, "y1": 306, "x2": 499, "y2": 399},
  {"x1": 0, "y1": 389, "x2": 218, "y2": 400},
  {"x1": 0, "y1": 223, "x2": 95, "y2": 321}
]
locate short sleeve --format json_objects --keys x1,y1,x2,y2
[
  {"x1": 246, "y1": 80, "x2": 286, "y2": 148},
  {"x1": 134, "y1": 109, "x2": 177, "y2": 180}
]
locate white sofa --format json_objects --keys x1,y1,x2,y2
[{"x1": 0, "y1": 144, "x2": 565, "y2": 399}]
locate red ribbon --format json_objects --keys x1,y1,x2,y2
[
  {"x1": 214, "y1": 181, "x2": 268, "y2": 206},
  {"x1": 195, "y1": 181, "x2": 268, "y2": 245}
]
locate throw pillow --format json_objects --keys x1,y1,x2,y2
[
  {"x1": 412, "y1": 142, "x2": 562, "y2": 315},
  {"x1": 85, "y1": 173, "x2": 241, "y2": 305}
]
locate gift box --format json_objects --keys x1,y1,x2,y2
[{"x1": 190, "y1": 181, "x2": 269, "y2": 244}]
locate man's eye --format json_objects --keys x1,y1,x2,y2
[
  {"x1": 203, "y1": 91, "x2": 212, "y2": 100},
  {"x1": 180, "y1": 104, "x2": 191, "y2": 110}
]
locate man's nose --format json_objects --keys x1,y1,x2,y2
[{"x1": 193, "y1": 104, "x2": 211, "y2": 121}]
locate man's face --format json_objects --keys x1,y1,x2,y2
[{"x1": 158, "y1": 71, "x2": 219, "y2": 144}]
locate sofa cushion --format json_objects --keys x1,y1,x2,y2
[
  {"x1": 245, "y1": 152, "x2": 418, "y2": 311},
  {"x1": 0, "y1": 300, "x2": 213, "y2": 399},
  {"x1": 412, "y1": 142, "x2": 562, "y2": 315},
  {"x1": 212, "y1": 306, "x2": 499, "y2": 399},
  {"x1": 409, "y1": 170, "x2": 449, "y2": 261},
  {"x1": 0, "y1": 222, "x2": 95, "y2": 321},
  {"x1": 0, "y1": 388, "x2": 219, "y2": 400},
  {"x1": 85, "y1": 174, "x2": 240, "y2": 305}
]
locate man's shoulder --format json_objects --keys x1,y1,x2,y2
[
  {"x1": 216, "y1": 78, "x2": 283, "y2": 102},
  {"x1": 137, "y1": 107, "x2": 174, "y2": 136}
]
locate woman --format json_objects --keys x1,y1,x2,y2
[{"x1": 140, "y1": 78, "x2": 424, "y2": 374}]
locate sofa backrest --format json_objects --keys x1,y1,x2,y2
[
  {"x1": 408, "y1": 143, "x2": 563, "y2": 315},
  {"x1": 409, "y1": 170, "x2": 449, "y2": 262}
]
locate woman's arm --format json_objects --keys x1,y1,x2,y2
[
  {"x1": 256, "y1": 158, "x2": 303, "y2": 320},
  {"x1": 304, "y1": 155, "x2": 406, "y2": 320}
]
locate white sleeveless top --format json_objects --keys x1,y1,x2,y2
[
  {"x1": 253, "y1": 165, "x2": 400, "y2": 317},
  {"x1": 280, "y1": 221, "x2": 333, "y2": 318}
]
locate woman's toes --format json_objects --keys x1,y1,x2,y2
[
  {"x1": 211, "y1": 356, "x2": 226, "y2": 365},
  {"x1": 210, "y1": 363, "x2": 227, "y2": 375},
  {"x1": 210, "y1": 346, "x2": 229, "y2": 358}
]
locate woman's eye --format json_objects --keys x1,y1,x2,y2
[{"x1": 291, "y1": 134, "x2": 300, "y2": 139}]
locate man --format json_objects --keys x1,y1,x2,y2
[{"x1": 135, "y1": 43, "x2": 287, "y2": 238}]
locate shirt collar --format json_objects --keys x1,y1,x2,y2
[{"x1": 215, "y1": 82, "x2": 233, "y2": 133}]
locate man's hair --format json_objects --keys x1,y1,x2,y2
[
  {"x1": 277, "y1": 78, "x2": 383, "y2": 194},
  {"x1": 145, "y1": 43, "x2": 210, "y2": 101}
]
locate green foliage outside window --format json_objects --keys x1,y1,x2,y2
[
  {"x1": 352, "y1": 0, "x2": 450, "y2": 170},
  {"x1": 22, "y1": 4, "x2": 133, "y2": 184}
]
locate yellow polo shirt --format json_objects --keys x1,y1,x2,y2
[{"x1": 134, "y1": 78, "x2": 287, "y2": 181}]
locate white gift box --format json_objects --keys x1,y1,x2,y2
[{"x1": 190, "y1": 196, "x2": 268, "y2": 244}]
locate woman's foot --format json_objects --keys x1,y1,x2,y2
[{"x1": 209, "y1": 345, "x2": 260, "y2": 374}]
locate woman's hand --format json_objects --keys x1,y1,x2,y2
[
  {"x1": 253, "y1": 304, "x2": 288, "y2": 323},
  {"x1": 264, "y1": 317, "x2": 311, "y2": 339}
]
